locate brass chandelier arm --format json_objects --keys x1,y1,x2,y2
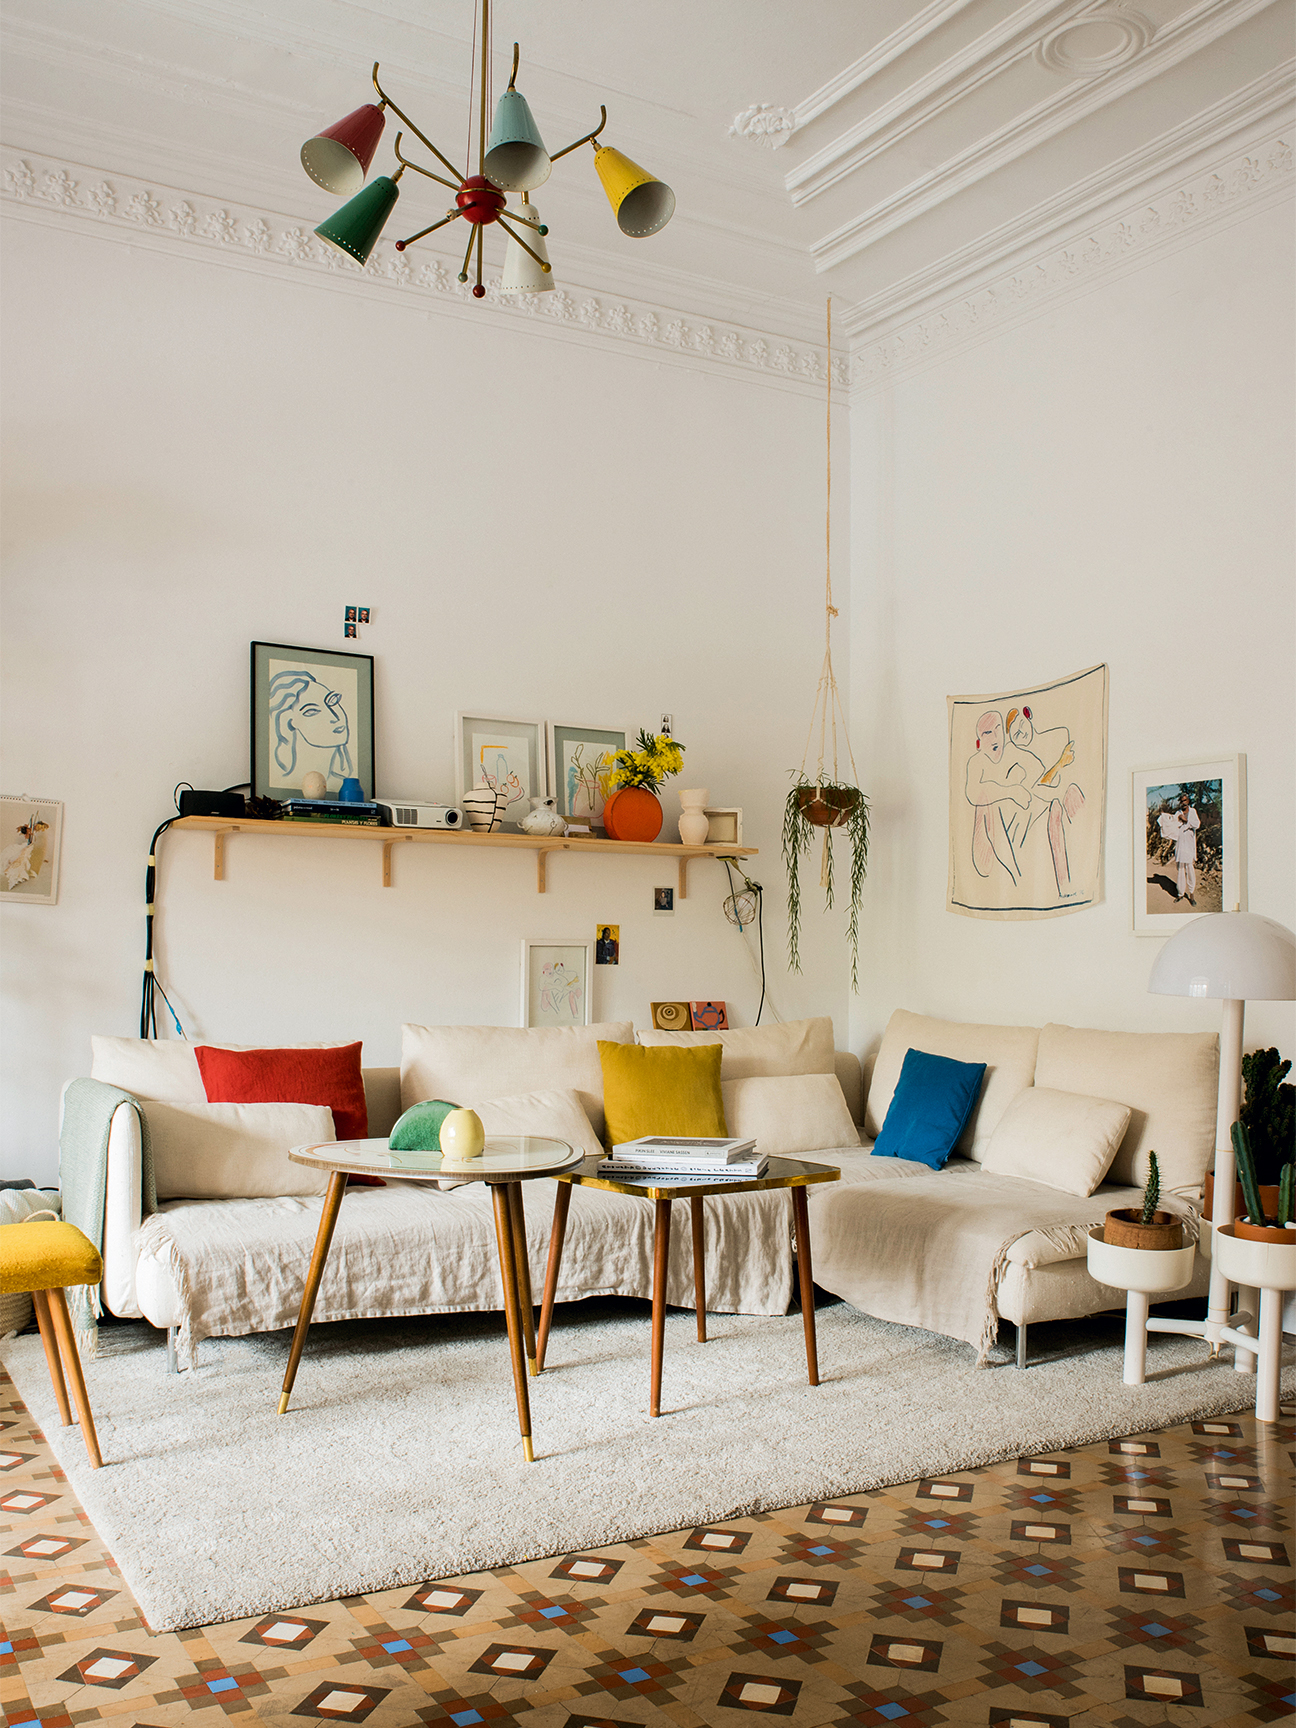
[
  {"x1": 550, "y1": 105, "x2": 607, "y2": 162},
  {"x1": 391, "y1": 132, "x2": 460, "y2": 193},
  {"x1": 494, "y1": 213, "x2": 551, "y2": 271},
  {"x1": 458, "y1": 223, "x2": 478, "y2": 280},
  {"x1": 475, "y1": 224, "x2": 485, "y2": 292},
  {"x1": 396, "y1": 210, "x2": 463, "y2": 250},
  {"x1": 372, "y1": 63, "x2": 463, "y2": 182},
  {"x1": 508, "y1": 42, "x2": 520, "y2": 90}
]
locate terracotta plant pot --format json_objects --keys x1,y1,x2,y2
[
  {"x1": 1103, "y1": 1208, "x2": 1184, "y2": 1251},
  {"x1": 1203, "y1": 1172, "x2": 1282, "y2": 1222},
  {"x1": 1232, "y1": 1217, "x2": 1296, "y2": 1245},
  {"x1": 602, "y1": 786, "x2": 663, "y2": 843},
  {"x1": 796, "y1": 785, "x2": 859, "y2": 829}
]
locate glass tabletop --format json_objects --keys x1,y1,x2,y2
[
  {"x1": 288, "y1": 1135, "x2": 583, "y2": 1181},
  {"x1": 558, "y1": 1155, "x2": 841, "y2": 1198}
]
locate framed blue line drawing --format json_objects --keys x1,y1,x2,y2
[{"x1": 251, "y1": 642, "x2": 375, "y2": 802}]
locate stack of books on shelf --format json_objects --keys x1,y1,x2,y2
[
  {"x1": 597, "y1": 1136, "x2": 767, "y2": 1182},
  {"x1": 282, "y1": 799, "x2": 388, "y2": 827}
]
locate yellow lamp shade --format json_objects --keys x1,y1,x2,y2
[{"x1": 594, "y1": 146, "x2": 675, "y2": 237}]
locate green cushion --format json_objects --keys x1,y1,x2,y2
[
  {"x1": 388, "y1": 1099, "x2": 460, "y2": 1153},
  {"x1": 0, "y1": 1221, "x2": 103, "y2": 1293}
]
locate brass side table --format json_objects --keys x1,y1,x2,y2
[
  {"x1": 536, "y1": 1156, "x2": 840, "y2": 1416},
  {"x1": 282, "y1": 1136, "x2": 582, "y2": 1461}
]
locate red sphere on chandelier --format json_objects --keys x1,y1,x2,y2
[{"x1": 456, "y1": 175, "x2": 506, "y2": 223}]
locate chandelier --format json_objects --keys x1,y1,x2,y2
[{"x1": 299, "y1": 0, "x2": 676, "y2": 297}]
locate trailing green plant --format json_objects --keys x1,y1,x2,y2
[
  {"x1": 782, "y1": 772, "x2": 870, "y2": 991},
  {"x1": 1231, "y1": 1119, "x2": 1270, "y2": 1227},
  {"x1": 1140, "y1": 1151, "x2": 1162, "y2": 1225},
  {"x1": 1239, "y1": 1047, "x2": 1295, "y2": 1185}
]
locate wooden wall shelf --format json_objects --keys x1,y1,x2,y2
[{"x1": 169, "y1": 815, "x2": 756, "y2": 896}]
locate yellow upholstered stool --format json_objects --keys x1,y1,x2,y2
[{"x1": 0, "y1": 1222, "x2": 104, "y2": 1468}]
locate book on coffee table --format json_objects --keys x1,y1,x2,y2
[
  {"x1": 610, "y1": 1136, "x2": 757, "y2": 1164},
  {"x1": 595, "y1": 1158, "x2": 769, "y2": 1182}
]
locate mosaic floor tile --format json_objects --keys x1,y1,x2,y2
[{"x1": 1, "y1": 1351, "x2": 1292, "y2": 1728}]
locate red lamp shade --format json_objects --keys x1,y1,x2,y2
[{"x1": 301, "y1": 104, "x2": 386, "y2": 196}]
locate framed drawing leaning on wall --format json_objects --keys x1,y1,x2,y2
[
  {"x1": 251, "y1": 642, "x2": 375, "y2": 802},
  {"x1": 1132, "y1": 755, "x2": 1246, "y2": 935},
  {"x1": 457, "y1": 714, "x2": 547, "y2": 834},
  {"x1": 548, "y1": 722, "x2": 626, "y2": 833},
  {"x1": 522, "y1": 940, "x2": 594, "y2": 1029}
]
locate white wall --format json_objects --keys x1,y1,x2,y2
[
  {"x1": 1, "y1": 219, "x2": 851, "y2": 1183},
  {"x1": 849, "y1": 199, "x2": 1296, "y2": 1067}
]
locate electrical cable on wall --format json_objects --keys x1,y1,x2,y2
[
  {"x1": 722, "y1": 859, "x2": 779, "y2": 1026},
  {"x1": 140, "y1": 785, "x2": 190, "y2": 1040}
]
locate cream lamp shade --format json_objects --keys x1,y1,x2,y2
[{"x1": 1148, "y1": 911, "x2": 1296, "y2": 1002}]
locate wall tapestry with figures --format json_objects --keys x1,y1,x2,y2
[{"x1": 947, "y1": 663, "x2": 1107, "y2": 920}]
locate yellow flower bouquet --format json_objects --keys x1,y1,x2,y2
[{"x1": 610, "y1": 730, "x2": 686, "y2": 795}]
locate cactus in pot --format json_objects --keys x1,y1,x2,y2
[
  {"x1": 1280, "y1": 1160, "x2": 1294, "y2": 1226},
  {"x1": 1140, "y1": 1151, "x2": 1161, "y2": 1225},
  {"x1": 1104, "y1": 1149, "x2": 1183, "y2": 1250},
  {"x1": 1230, "y1": 1121, "x2": 1269, "y2": 1226}
]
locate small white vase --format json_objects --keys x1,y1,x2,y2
[
  {"x1": 678, "y1": 789, "x2": 711, "y2": 847},
  {"x1": 520, "y1": 796, "x2": 567, "y2": 837},
  {"x1": 440, "y1": 1107, "x2": 486, "y2": 1162}
]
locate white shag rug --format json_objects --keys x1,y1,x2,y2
[{"x1": 3, "y1": 1299, "x2": 1292, "y2": 1633}]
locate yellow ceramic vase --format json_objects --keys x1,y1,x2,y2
[{"x1": 440, "y1": 1108, "x2": 486, "y2": 1162}]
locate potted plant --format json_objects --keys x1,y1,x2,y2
[
  {"x1": 1103, "y1": 1152, "x2": 1184, "y2": 1250},
  {"x1": 1204, "y1": 1046, "x2": 1292, "y2": 1219},
  {"x1": 1229, "y1": 1120, "x2": 1295, "y2": 1243},
  {"x1": 602, "y1": 731, "x2": 685, "y2": 843},
  {"x1": 783, "y1": 772, "x2": 870, "y2": 991}
]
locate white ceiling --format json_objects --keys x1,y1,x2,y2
[{"x1": 3, "y1": 0, "x2": 1292, "y2": 343}]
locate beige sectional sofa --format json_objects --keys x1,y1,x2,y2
[{"x1": 70, "y1": 1009, "x2": 1218, "y2": 1370}]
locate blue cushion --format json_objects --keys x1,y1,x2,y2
[{"x1": 872, "y1": 1048, "x2": 987, "y2": 1169}]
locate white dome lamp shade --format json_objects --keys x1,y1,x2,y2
[{"x1": 1148, "y1": 910, "x2": 1296, "y2": 1363}]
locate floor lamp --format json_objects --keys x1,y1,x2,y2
[{"x1": 1148, "y1": 910, "x2": 1296, "y2": 1364}]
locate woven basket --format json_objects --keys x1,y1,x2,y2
[{"x1": 0, "y1": 1291, "x2": 33, "y2": 1335}]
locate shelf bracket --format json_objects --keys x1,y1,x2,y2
[
  {"x1": 536, "y1": 848, "x2": 547, "y2": 893},
  {"x1": 382, "y1": 841, "x2": 393, "y2": 888},
  {"x1": 678, "y1": 856, "x2": 689, "y2": 900},
  {"x1": 213, "y1": 830, "x2": 226, "y2": 881}
]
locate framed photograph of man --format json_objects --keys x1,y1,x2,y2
[
  {"x1": 251, "y1": 642, "x2": 375, "y2": 801},
  {"x1": 1132, "y1": 755, "x2": 1246, "y2": 935}
]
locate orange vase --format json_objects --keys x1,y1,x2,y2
[{"x1": 602, "y1": 786, "x2": 663, "y2": 842}]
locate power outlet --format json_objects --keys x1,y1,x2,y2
[{"x1": 659, "y1": 712, "x2": 673, "y2": 738}]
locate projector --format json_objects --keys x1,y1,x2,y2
[{"x1": 379, "y1": 801, "x2": 463, "y2": 830}]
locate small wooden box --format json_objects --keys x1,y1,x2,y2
[{"x1": 704, "y1": 807, "x2": 742, "y2": 845}]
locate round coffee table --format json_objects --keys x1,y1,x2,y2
[
  {"x1": 282, "y1": 1135, "x2": 582, "y2": 1461},
  {"x1": 536, "y1": 1156, "x2": 841, "y2": 1417}
]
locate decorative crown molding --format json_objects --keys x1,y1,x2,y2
[
  {"x1": 849, "y1": 126, "x2": 1292, "y2": 394},
  {"x1": 0, "y1": 147, "x2": 848, "y2": 397}
]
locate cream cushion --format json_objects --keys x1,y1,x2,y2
[
  {"x1": 400, "y1": 1022, "x2": 633, "y2": 1140},
  {"x1": 475, "y1": 1088, "x2": 604, "y2": 1162},
  {"x1": 1033, "y1": 1023, "x2": 1218, "y2": 1191},
  {"x1": 636, "y1": 1016, "x2": 835, "y2": 1080},
  {"x1": 864, "y1": 1010, "x2": 1039, "y2": 1158},
  {"x1": 980, "y1": 1087, "x2": 1132, "y2": 1197},
  {"x1": 143, "y1": 1101, "x2": 335, "y2": 1199},
  {"x1": 91, "y1": 1037, "x2": 354, "y2": 1105},
  {"x1": 721, "y1": 1074, "x2": 861, "y2": 1158}
]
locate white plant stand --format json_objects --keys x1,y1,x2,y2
[
  {"x1": 1086, "y1": 1229, "x2": 1200, "y2": 1386},
  {"x1": 1211, "y1": 1226, "x2": 1296, "y2": 1424}
]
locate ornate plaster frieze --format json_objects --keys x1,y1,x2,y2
[
  {"x1": 0, "y1": 147, "x2": 848, "y2": 395},
  {"x1": 729, "y1": 105, "x2": 798, "y2": 149},
  {"x1": 849, "y1": 129, "x2": 1292, "y2": 394}
]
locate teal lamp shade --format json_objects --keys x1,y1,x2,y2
[
  {"x1": 314, "y1": 175, "x2": 401, "y2": 265},
  {"x1": 484, "y1": 89, "x2": 551, "y2": 191}
]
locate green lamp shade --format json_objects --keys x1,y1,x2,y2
[
  {"x1": 389, "y1": 1098, "x2": 460, "y2": 1153},
  {"x1": 315, "y1": 175, "x2": 401, "y2": 265},
  {"x1": 484, "y1": 89, "x2": 551, "y2": 191}
]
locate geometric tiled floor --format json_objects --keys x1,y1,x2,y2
[{"x1": 1, "y1": 1366, "x2": 1292, "y2": 1725}]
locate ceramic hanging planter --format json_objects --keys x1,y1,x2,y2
[{"x1": 795, "y1": 784, "x2": 860, "y2": 828}]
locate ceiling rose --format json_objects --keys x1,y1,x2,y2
[{"x1": 1037, "y1": 10, "x2": 1154, "y2": 75}]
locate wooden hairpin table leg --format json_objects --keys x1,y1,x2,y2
[
  {"x1": 535, "y1": 1180, "x2": 572, "y2": 1373},
  {"x1": 507, "y1": 1181, "x2": 538, "y2": 1374},
  {"x1": 31, "y1": 1290, "x2": 72, "y2": 1427},
  {"x1": 690, "y1": 1195, "x2": 707, "y2": 1343},
  {"x1": 279, "y1": 1170, "x2": 347, "y2": 1414},
  {"x1": 492, "y1": 1183, "x2": 535, "y2": 1462},
  {"x1": 791, "y1": 1186, "x2": 820, "y2": 1386},
  {"x1": 46, "y1": 1288, "x2": 103, "y2": 1468},
  {"x1": 651, "y1": 1197, "x2": 672, "y2": 1417}
]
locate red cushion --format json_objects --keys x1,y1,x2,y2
[{"x1": 195, "y1": 1043, "x2": 368, "y2": 1142}]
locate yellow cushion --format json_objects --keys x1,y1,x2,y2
[
  {"x1": 598, "y1": 1040, "x2": 728, "y2": 1149},
  {"x1": 0, "y1": 1222, "x2": 103, "y2": 1294}
]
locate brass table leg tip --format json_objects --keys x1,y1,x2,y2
[
  {"x1": 523, "y1": 1436, "x2": 535, "y2": 1463},
  {"x1": 277, "y1": 1393, "x2": 290, "y2": 1416},
  {"x1": 528, "y1": 1357, "x2": 539, "y2": 1377}
]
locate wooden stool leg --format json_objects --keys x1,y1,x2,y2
[
  {"x1": 45, "y1": 1290, "x2": 102, "y2": 1468},
  {"x1": 690, "y1": 1195, "x2": 707, "y2": 1343},
  {"x1": 279, "y1": 1171, "x2": 347, "y2": 1415},
  {"x1": 536, "y1": 1180, "x2": 572, "y2": 1373},
  {"x1": 791, "y1": 1187, "x2": 820, "y2": 1387},
  {"x1": 651, "y1": 1197, "x2": 672, "y2": 1417},
  {"x1": 492, "y1": 1183, "x2": 535, "y2": 1462},
  {"x1": 507, "y1": 1182, "x2": 538, "y2": 1375},
  {"x1": 31, "y1": 1290, "x2": 72, "y2": 1428}
]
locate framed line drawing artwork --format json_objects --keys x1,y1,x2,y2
[
  {"x1": 0, "y1": 795, "x2": 63, "y2": 905},
  {"x1": 457, "y1": 714, "x2": 547, "y2": 834},
  {"x1": 521, "y1": 939, "x2": 593, "y2": 1029},
  {"x1": 547, "y1": 722, "x2": 626, "y2": 831},
  {"x1": 1132, "y1": 755, "x2": 1246, "y2": 935},
  {"x1": 251, "y1": 642, "x2": 375, "y2": 802}
]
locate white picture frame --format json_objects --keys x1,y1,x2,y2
[
  {"x1": 455, "y1": 713, "x2": 548, "y2": 834},
  {"x1": 1131, "y1": 754, "x2": 1246, "y2": 935},
  {"x1": 521, "y1": 939, "x2": 594, "y2": 1029},
  {"x1": 704, "y1": 807, "x2": 743, "y2": 846},
  {"x1": 546, "y1": 721, "x2": 626, "y2": 832},
  {"x1": 0, "y1": 795, "x2": 63, "y2": 906}
]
